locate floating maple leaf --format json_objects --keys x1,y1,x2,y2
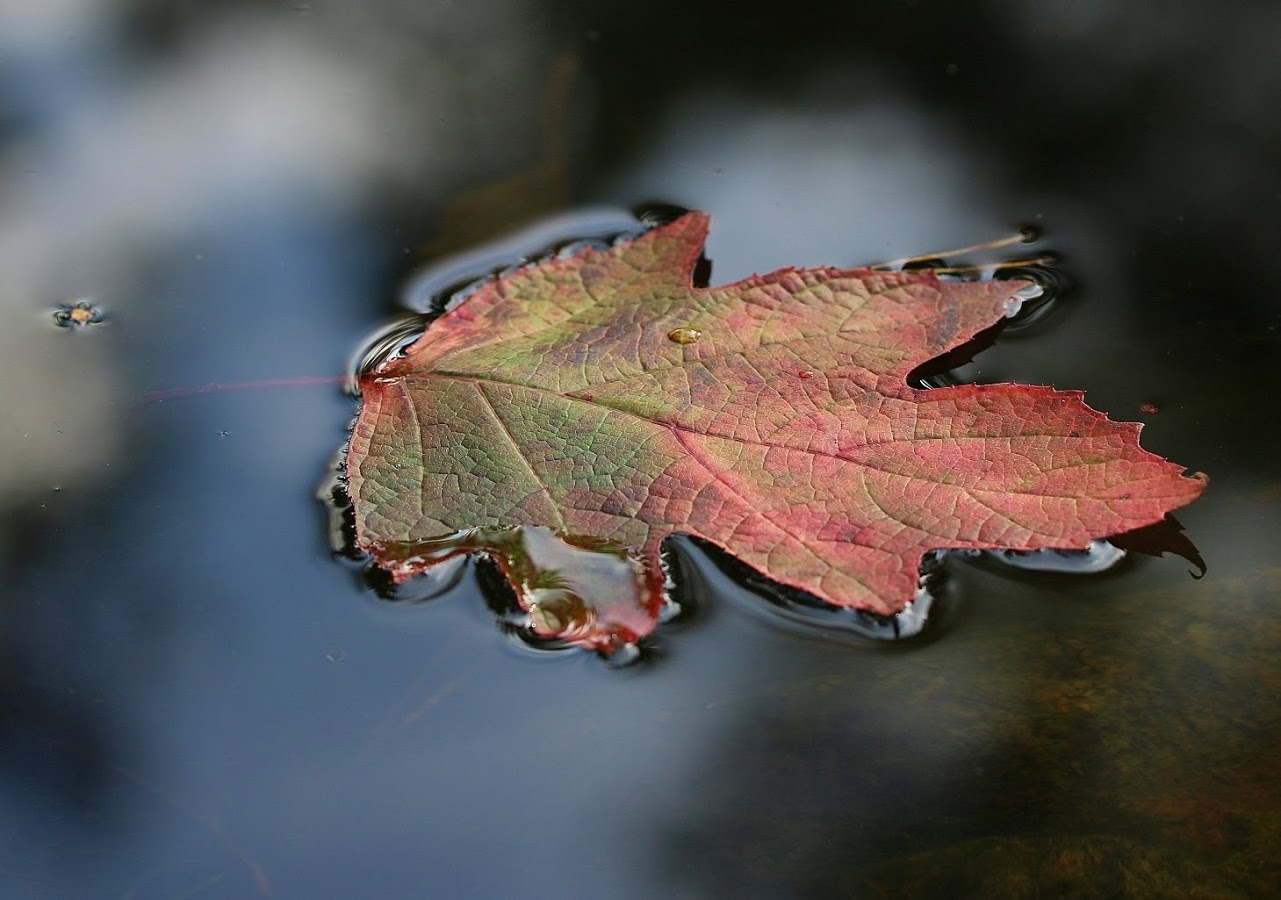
[{"x1": 345, "y1": 212, "x2": 1206, "y2": 654}]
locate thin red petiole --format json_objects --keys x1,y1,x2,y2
[{"x1": 140, "y1": 376, "x2": 346, "y2": 405}]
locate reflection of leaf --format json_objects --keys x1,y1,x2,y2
[
  {"x1": 346, "y1": 212, "x2": 1206, "y2": 652},
  {"x1": 1108, "y1": 515, "x2": 1206, "y2": 576}
]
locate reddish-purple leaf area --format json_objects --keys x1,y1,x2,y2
[{"x1": 346, "y1": 212, "x2": 1207, "y2": 653}]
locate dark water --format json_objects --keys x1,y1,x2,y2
[{"x1": 2, "y1": 2, "x2": 1278, "y2": 897}]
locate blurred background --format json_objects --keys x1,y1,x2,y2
[{"x1": 1, "y1": 0, "x2": 1278, "y2": 896}]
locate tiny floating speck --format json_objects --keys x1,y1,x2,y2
[
  {"x1": 52, "y1": 299, "x2": 104, "y2": 329},
  {"x1": 667, "y1": 326, "x2": 702, "y2": 345}
]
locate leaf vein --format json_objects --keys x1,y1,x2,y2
[{"x1": 473, "y1": 381, "x2": 568, "y2": 530}]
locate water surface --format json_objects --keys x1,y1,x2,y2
[{"x1": 1, "y1": 2, "x2": 1278, "y2": 897}]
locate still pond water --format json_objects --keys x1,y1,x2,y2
[{"x1": 2, "y1": 2, "x2": 1279, "y2": 897}]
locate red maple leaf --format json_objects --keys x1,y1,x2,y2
[{"x1": 346, "y1": 213, "x2": 1206, "y2": 654}]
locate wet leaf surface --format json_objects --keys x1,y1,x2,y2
[{"x1": 346, "y1": 212, "x2": 1205, "y2": 652}]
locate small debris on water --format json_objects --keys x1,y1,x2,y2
[
  {"x1": 1139, "y1": 403, "x2": 1160, "y2": 414},
  {"x1": 53, "y1": 299, "x2": 105, "y2": 329},
  {"x1": 667, "y1": 326, "x2": 702, "y2": 345}
]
